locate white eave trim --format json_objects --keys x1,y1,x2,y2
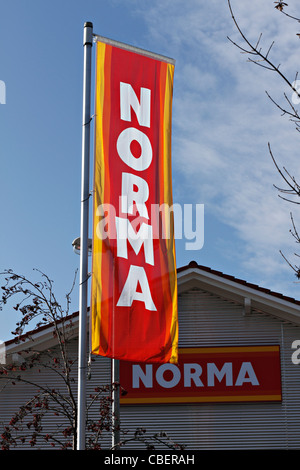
[
  {"x1": 177, "y1": 267, "x2": 300, "y2": 325},
  {"x1": 0, "y1": 315, "x2": 80, "y2": 365}
]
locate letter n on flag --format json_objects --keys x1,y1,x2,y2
[{"x1": 90, "y1": 37, "x2": 178, "y2": 364}]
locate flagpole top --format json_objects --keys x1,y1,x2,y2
[{"x1": 83, "y1": 22, "x2": 93, "y2": 46}]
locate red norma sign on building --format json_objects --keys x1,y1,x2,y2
[{"x1": 119, "y1": 346, "x2": 282, "y2": 404}]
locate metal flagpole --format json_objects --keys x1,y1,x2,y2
[
  {"x1": 77, "y1": 21, "x2": 93, "y2": 451},
  {"x1": 112, "y1": 358, "x2": 120, "y2": 449},
  {"x1": 111, "y1": 259, "x2": 120, "y2": 449}
]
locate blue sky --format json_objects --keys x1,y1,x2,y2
[{"x1": 1, "y1": 0, "x2": 300, "y2": 341}]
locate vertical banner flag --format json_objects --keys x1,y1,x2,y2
[{"x1": 91, "y1": 37, "x2": 178, "y2": 364}]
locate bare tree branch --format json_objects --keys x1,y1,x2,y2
[
  {"x1": 227, "y1": 0, "x2": 300, "y2": 105},
  {"x1": 268, "y1": 143, "x2": 300, "y2": 204},
  {"x1": 228, "y1": 0, "x2": 300, "y2": 280}
]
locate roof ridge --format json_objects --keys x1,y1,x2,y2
[{"x1": 179, "y1": 260, "x2": 300, "y2": 306}]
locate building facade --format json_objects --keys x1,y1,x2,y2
[{"x1": 1, "y1": 261, "x2": 300, "y2": 449}]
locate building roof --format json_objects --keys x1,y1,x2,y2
[
  {"x1": 177, "y1": 261, "x2": 300, "y2": 325},
  {"x1": 178, "y1": 260, "x2": 300, "y2": 306}
]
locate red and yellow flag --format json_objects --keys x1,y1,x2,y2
[{"x1": 90, "y1": 39, "x2": 178, "y2": 363}]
